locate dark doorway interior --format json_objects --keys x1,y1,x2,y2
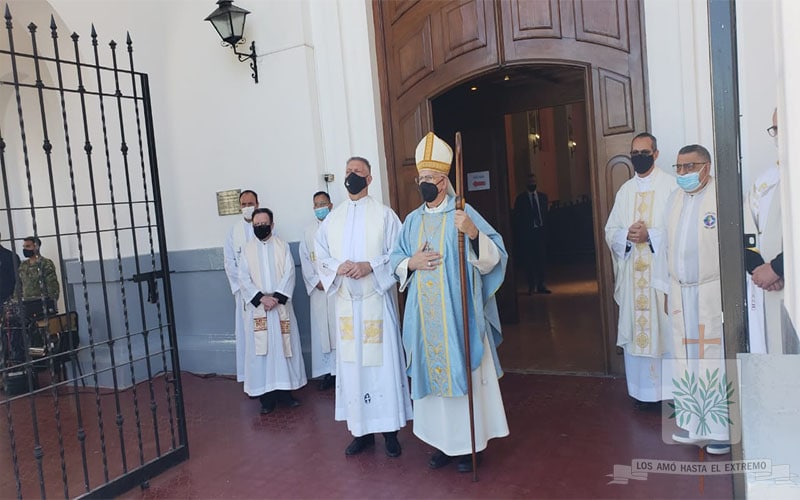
[{"x1": 431, "y1": 66, "x2": 605, "y2": 374}]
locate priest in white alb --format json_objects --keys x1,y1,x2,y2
[
  {"x1": 390, "y1": 132, "x2": 509, "y2": 473},
  {"x1": 299, "y1": 190, "x2": 337, "y2": 390},
  {"x1": 604, "y1": 133, "x2": 675, "y2": 410},
  {"x1": 239, "y1": 208, "x2": 307, "y2": 415},
  {"x1": 661, "y1": 144, "x2": 730, "y2": 455},
  {"x1": 745, "y1": 108, "x2": 784, "y2": 354},
  {"x1": 223, "y1": 189, "x2": 259, "y2": 382},
  {"x1": 315, "y1": 156, "x2": 412, "y2": 458}
]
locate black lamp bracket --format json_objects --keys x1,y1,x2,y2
[{"x1": 224, "y1": 39, "x2": 258, "y2": 84}]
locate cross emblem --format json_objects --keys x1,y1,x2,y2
[
  {"x1": 363, "y1": 393, "x2": 371, "y2": 404},
  {"x1": 682, "y1": 324, "x2": 721, "y2": 358}
]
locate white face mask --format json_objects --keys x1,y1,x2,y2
[
  {"x1": 774, "y1": 134, "x2": 779, "y2": 150},
  {"x1": 242, "y1": 206, "x2": 255, "y2": 220}
]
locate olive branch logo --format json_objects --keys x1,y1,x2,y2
[{"x1": 668, "y1": 368, "x2": 734, "y2": 435}]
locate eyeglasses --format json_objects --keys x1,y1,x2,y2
[
  {"x1": 415, "y1": 174, "x2": 444, "y2": 185},
  {"x1": 313, "y1": 202, "x2": 330, "y2": 208},
  {"x1": 630, "y1": 150, "x2": 653, "y2": 156},
  {"x1": 767, "y1": 125, "x2": 778, "y2": 137},
  {"x1": 672, "y1": 162, "x2": 708, "y2": 173}
]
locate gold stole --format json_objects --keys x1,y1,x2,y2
[
  {"x1": 326, "y1": 197, "x2": 385, "y2": 366},
  {"x1": 244, "y1": 237, "x2": 292, "y2": 357},
  {"x1": 632, "y1": 191, "x2": 655, "y2": 354}
]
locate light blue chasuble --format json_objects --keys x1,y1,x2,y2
[{"x1": 390, "y1": 196, "x2": 507, "y2": 399}]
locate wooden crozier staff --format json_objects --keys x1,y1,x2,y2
[{"x1": 455, "y1": 131, "x2": 478, "y2": 482}]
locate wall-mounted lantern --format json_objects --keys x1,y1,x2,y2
[{"x1": 205, "y1": 0, "x2": 258, "y2": 83}]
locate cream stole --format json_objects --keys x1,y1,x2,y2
[
  {"x1": 326, "y1": 197, "x2": 385, "y2": 367},
  {"x1": 244, "y1": 236, "x2": 292, "y2": 357},
  {"x1": 304, "y1": 222, "x2": 335, "y2": 354},
  {"x1": 667, "y1": 186, "x2": 722, "y2": 360}
]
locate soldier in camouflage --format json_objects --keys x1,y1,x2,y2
[{"x1": 15, "y1": 236, "x2": 60, "y2": 304}]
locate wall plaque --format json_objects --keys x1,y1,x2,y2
[{"x1": 217, "y1": 189, "x2": 242, "y2": 216}]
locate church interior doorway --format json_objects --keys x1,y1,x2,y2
[{"x1": 431, "y1": 65, "x2": 605, "y2": 374}]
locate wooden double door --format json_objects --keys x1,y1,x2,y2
[{"x1": 373, "y1": 0, "x2": 647, "y2": 375}]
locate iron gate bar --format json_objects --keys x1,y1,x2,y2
[
  {"x1": 28, "y1": 20, "x2": 71, "y2": 499},
  {"x1": 0, "y1": 227, "x2": 159, "y2": 239},
  {"x1": 126, "y1": 34, "x2": 164, "y2": 458},
  {"x1": 0, "y1": 130, "x2": 24, "y2": 500},
  {"x1": 141, "y1": 73, "x2": 182, "y2": 453},
  {"x1": 89, "y1": 24, "x2": 132, "y2": 475},
  {"x1": 71, "y1": 27, "x2": 114, "y2": 485},
  {"x1": 4, "y1": 8, "x2": 48, "y2": 497},
  {"x1": 50, "y1": 16, "x2": 97, "y2": 491},
  {"x1": 0, "y1": 80, "x2": 145, "y2": 100},
  {"x1": 0, "y1": 47, "x2": 142, "y2": 74},
  {"x1": 49, "y1": 16, "x2": 93, "y2": 492},
  {"x1": 2, "y1": 202, "x2": 154, "y2": 211}
]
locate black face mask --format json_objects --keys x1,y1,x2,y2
[
  {"x1": 419, "y1": 182, "x2": 439, "y2": 203},
  {"x1": 527, "y1": 184, "x2": 537, "y2": 192},
  {"x1": 254, "y1": 225, "x2": 272, "y2": 240},
  {"x1": 23, "y1": 249, "x2": 35, "y2": 258},
  {"x1": 631, "y1": 154, "x2": 654, "y2": 175},
  {"x1": 345, "y1": 172, "x2": 368, "y2": 195}
]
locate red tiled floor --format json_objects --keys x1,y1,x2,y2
[{"x1": 103, "y1": 373, "x2": 732, "y2": 499}]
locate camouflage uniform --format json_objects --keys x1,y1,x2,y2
[{"x1": 16, "y1": 257, "x2": 60, "y2": 302}]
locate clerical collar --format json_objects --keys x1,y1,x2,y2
[
  {"x1": 424, "y1": 196, "x2": 450, "y2": 214},
  {"x1": 634, "y1": 172, "x2": 653, "y2": 189},
  {"x1": 348, "y1": 195, "x2": 370, "y2": 206}
]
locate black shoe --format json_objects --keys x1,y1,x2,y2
[
  {"x1": 456, "y1": 452, "x2": 483, "y2": 473},
  {"x1": 536, "y1": 287, "x2": 552, "y2": 294},
  {"x1": 428, "y1": 449, "x2": 452, "y2": 469},
  {"x1": 259, "y1": 393, "x2": 276, "y2": 415},
  {"x1": 318, "y1": 374, "x2": 335, "y2": 391},
  {"x1": 345, "y1": 434, "x2": 375, "y2": 456},
  {"x1": 633, "y1": 400, "x2": 660, "y2": 412},
  {"x1": 383, "y1": 432, "x2": 401, "y2": 458}
]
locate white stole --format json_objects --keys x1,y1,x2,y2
[
  {"x1": 325, "y1": 196, "x2": 385, "y2": 366},
  {"x1": 244, "y1": 237, "x2": 292, "y2": 357},
  {"x1": 745, "y1": 165, "x2": 782, "y2": 353}
]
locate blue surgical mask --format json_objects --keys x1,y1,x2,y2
[
  {"x1": 676, "y1": 171, "x2": 701, "y2": 192},
  {"x1": 314, "y1": 207, "x2": 330, "y2": 220}
]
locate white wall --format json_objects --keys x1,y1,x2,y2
[
  {"x1": 736, "y1": 0, "x2": 779, "y2": 193},
  {"x1": 642, "y1": 0, "x2": 714, "y2": 167},
  {"x1": 774, "y1": 0, "x2": 799, "y2": 334}
]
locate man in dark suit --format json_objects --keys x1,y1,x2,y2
[
  {"x1": 513, "y1": 174, "x2": 551, "y2": 294},
  {"x1": 1, "y1": 232, "x2": 20, "y2": 306}
]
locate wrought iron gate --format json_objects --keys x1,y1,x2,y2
[{"x1": 1, "y1": 6, "x2": 188, "y2": 498}]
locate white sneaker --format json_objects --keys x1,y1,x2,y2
[{"x1": 706, "y1": 443, "x2": 731, "y2": 455}]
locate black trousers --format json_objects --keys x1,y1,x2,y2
[{"x1": 522, "y1": 228, "x2": 547, "y2": 291}]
